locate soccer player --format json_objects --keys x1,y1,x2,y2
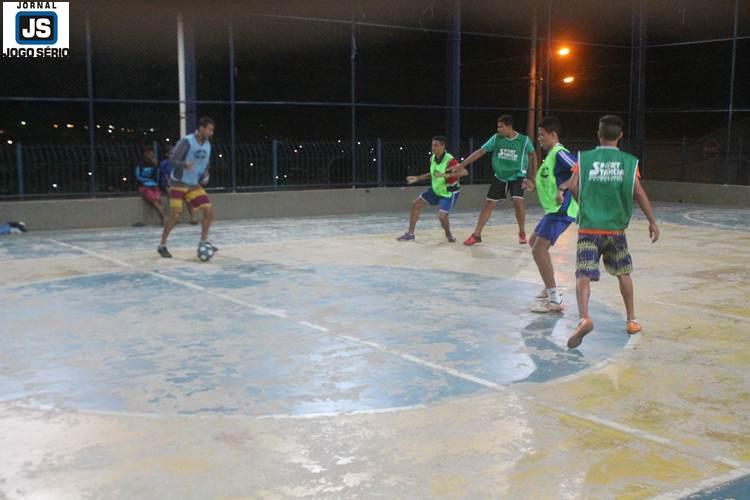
[
  {"x1": 0, "y1": 222, "x2": 27, "y2": 235},
  {"x1": 135, "y1": 147, "x2": 165, "y2": 222},
  {"x1": 566, "y1": 115, "x2": 659, "y2": 349},
  {"x1": 396, "y1": 136, "x2": 468, "y2": 242},
  {"x1": 158, "y1": 146, "x2": 198, "y2": 225},
  {"x1": 451, "y1": 114, "x2": 537, "y2": 245},
  {"x1": 158, "y1": 117, "x2": 217, "y2": 258},
  {"x1": 525, "y1": 116, "x2": 578, "y2": 313}
]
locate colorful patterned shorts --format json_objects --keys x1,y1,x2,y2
[{"x1": 575, "y1": 233, "x2": 633, "y2": 281}]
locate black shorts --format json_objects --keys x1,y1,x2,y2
[{"x1": 487, "y1": 177, "x2": 525, "y2": 201}]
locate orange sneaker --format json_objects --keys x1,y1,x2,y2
[
  {"x1": 626, "y1": 320, "x2": 642, "y2": 334},
  {"x1": 463, "y1": 234, "x2": 482, "y2": 246},
  {"x1": 567, "y1": 317, "x2": 594, "y2": 349}
]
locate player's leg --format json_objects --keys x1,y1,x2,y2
[
  {"x1": 398, "y1": 190, "x2": 431, "y2": 240},
  {"x1": 602, "y1": 234, "x2": 640, "y2": 334},
  {"x1": 509, "y1": 180, "x2": 527, "y2": 243},
  {"x1": 567, "y1": 234, "x2": 602, "y2": 348},
  {"x1": 464, "y1": 180, "x2": 503, "y2": 245},
  {"x1": 159, "y1": 188, "x2": 185, "y2": 257},
  {"x1": 186, "y1": 187, "x2": 214, "y2": 246},
  {"x1": 437, "y1": 192, "x2": 459, "y2": 242}
]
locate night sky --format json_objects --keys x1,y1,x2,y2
[{"x1": 0, "y1": 0, "x2": 748, "y2": 147}]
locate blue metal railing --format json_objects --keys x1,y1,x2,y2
[{"x1": 1, "y1": 136, "x2": 745, "y2": 200}]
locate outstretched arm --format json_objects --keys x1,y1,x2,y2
[
  {"x1": 406, "y1": 172, "x2": 431, "y2": 184},
  {"x1": 451, "y1": 148, "x2": 486, "y2": 171},
  {"x1": 633, "y1": 177, "x2": 659, "y2": 242}
]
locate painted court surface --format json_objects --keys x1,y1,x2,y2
[{"x1": 1, "y1": 203, "x2": 748, "y2": 499}]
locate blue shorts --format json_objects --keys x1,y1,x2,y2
[
  {"x1": 420, "y1": 188, "x2": 460, "y2": 213},
  {"x1": 533, "y1": 214, "x2": 573, "y2": 245}
]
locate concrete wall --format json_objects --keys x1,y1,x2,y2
[{"x1": 0, "y1": 182, "x2": 747, "y2": 231}]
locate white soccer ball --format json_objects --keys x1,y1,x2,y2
[{"x1": 197, "y1": 243, "x2": 214, "y2": 262}]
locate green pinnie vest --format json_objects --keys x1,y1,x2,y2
[
  {"x1": 430, "y1": 152, "x2": 457, "y2": 198},
  {"x1": 577, "y1": 147, "x2": 639, "y2": 231},
  {"x1": 536, "y1": 143, "x2": 579, "y2": 217}
]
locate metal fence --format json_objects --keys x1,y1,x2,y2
[{"x1": 2, "y1": 133, "x2": 747, "y2": 200}]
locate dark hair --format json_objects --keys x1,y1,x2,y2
[
  {"x1": 538, "y1": 116, "x2": 562, "y2": 137},
  {"x1": 198, "y1": 116, "x2": 215, "y2": 128},
  {"x1": 431, "y1": 135, "x2": 447, "y2": 145},
  {"x1": 599, "y1": 115, "x2": 624, "y2": 141},
  {"x1": 497, "y1": 114, "x2": 514, "y2": 126}
]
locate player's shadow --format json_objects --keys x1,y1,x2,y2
[{"x1": 517, "y1": 314, "x2": 588, "y2": 383}]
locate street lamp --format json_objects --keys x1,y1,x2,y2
[
  {"x1": 557, "y1": 47, "x2": 571, "y2": 56},
  {"x1": 563, "y1": 76, "x2": 575, "y2": 84}
]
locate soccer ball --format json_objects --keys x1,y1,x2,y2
[{"x1": 197, "y1": 242, "x2": 214, "y2": 262}]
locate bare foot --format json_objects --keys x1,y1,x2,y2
[{"x1": 567, "y1": 317, "x2": 594, "y2": 349}]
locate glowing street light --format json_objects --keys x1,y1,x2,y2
[
  {"x1": 557, "y1": 47, "x2": 571, "y2": 56},
  {"x1": 563, "y1": 76, "x2": 575, "y2": 84}
]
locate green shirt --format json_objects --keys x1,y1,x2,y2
[
  {"x1": 482, "y1": 132, "x2": 534, "y2": 182},
  {"x1": 430, "y1": 152, "x2": 457, "y2": 198},
  {"x1": 536, "y1": 143, "x2": 579, "y2": 218},
  {"x1": 577, "y1": 146, "x2": 639, "y2": 231}
]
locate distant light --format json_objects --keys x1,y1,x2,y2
[
  {"x1": 337, "y1": 140, "x2": 342, "y2": 143},
  {"x1": 558, "y1": 47, "x2": 571, "y2": 56},
  {"x1": 372, "y1": 158, "x2": 376, "y2": 162},
  {"x1": 149, "y1": 128, "x2": 155, "y2": 132},
  {"x1": 293, "y1": 149, "x2": 298, "y2": 153},
  {"x1": 563, "y1": 76, "x2": 575, "y2": 84},
  {"x1": 66, "y1": 123, "x2": 74, "y2": 129},
  {"x1": 298, "y1": 144, "x2": 303, "y2": 148},
  {"x1": 357, "y1": 141, "x2": 361, "y2": 145},
  {"x1": 460, "y1": 157, "x2": 465, "y2": 161},
  {"x1": 399, "y1": 147, "x2": 403, "y2": 151},
  {"x1": 218, "y1": 153, "x2": 223, "y2": 158},
  {"x1": 108, "y1": 130, "x2": 113, "y2": 134},
  {"x1": 165, "y1": 138, "x2": 170, "y2": 142},
  {"x1": 53, "y1": 124, "x2": 59, "y2": 129},
  {"x1": 88, "y1": 172, "x2": 92, "y2": 176},
  {"x1": 7, "y1": 140, "x2": 13, "y2": 145},
  {"x1": 122, "y1": 177, "x2": 127, "y2": 181},
  {"x1": 52, "y1": 183, "x2": 58, "y2": 188},
  {"x1": 20, "y1": 121, "x2": 26, "y2": 126},
  {"x1": 96, "y1": 124, "x2": 101, "y2": 129},
  {"x1": 108, "y1": 124, "x2": 114, "y2": 129},
  {"x1": 275, "y1": 176, "x2": 279, "y2": 179},
  {"x1": 284, "y1": 175, "x2": 288, "y2": 178},
  {"x1": 250, "y1": 162, "x2": 254, "y2": 166}
]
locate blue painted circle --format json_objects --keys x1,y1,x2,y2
[{"x1": 1, "y1": 263, "x2": 629, "y2": 416}]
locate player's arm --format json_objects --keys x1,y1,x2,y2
[
  {"x1": 406, "y1": 172, "x2": 431, "y2": 184},
  {"x1": 451, "y1": 148, "x2": 486, "y2": 172},
  {"x1": 633, "y1": 176, "x2": 659, "y2": 243},
  {"x1": 521, "y1": 145, "x2": 538, "y2": 191},
  {"x1": 134, "y1": 165, "x2": 148, "y2": 185},
  {"x1": 168, "y1": 139, "x2": 193, "y2": 180},
  {"x1": 568, "y1": 168, "x2": 580, "y2": 201}
]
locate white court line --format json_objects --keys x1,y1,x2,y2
[
  {"x1": 649, "y1": 467, "x2": 750, "y2": 500},
  {"x1": 40, "y1": 238, "x2": 742, "y2": 469},
  {"x1": 683, "y1": 210, "x2": 747, "y2": 230},
  {"x1": 0, "y1": 270, "x2": 123, "y2": 290},
  {"x1": 46, "y1": 239, "x2": 504, "y2": 392},
  {"x1": 653, "y1": 300, "x2": 750, "y2": 323}
]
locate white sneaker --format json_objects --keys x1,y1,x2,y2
[
  {"x1": 535, "y1": 287, "x2": 566, "y2": 300},
  {"x1": 530, "y1": 301, "x2": 564, "y2": 313}
]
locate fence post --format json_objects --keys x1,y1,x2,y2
[
  {"x1": 272, "y1": 140, "x2": 279, "y2": 189},
  {"x1": 376, "y1": 138, "x2": 383, "y2": 187},
  {"x1": 738, "y1": 135, "x2": 744, "y2": 185},
  {"x1": 680, "y1": 137, "x2": 687, "y2": 182},
  {"x1": 152, "y1": 140, "x2": 159, "y2": 162},
  {"x1": 468, "y1": 137, "x2": 475, "y2": 184},
  {"x1": 16, "y1": 143, "x2": 24, "y2": 201}
]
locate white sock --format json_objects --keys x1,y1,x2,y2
[{"x1": 547, "y1": 287, "x2": 562, "y2": 304}]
